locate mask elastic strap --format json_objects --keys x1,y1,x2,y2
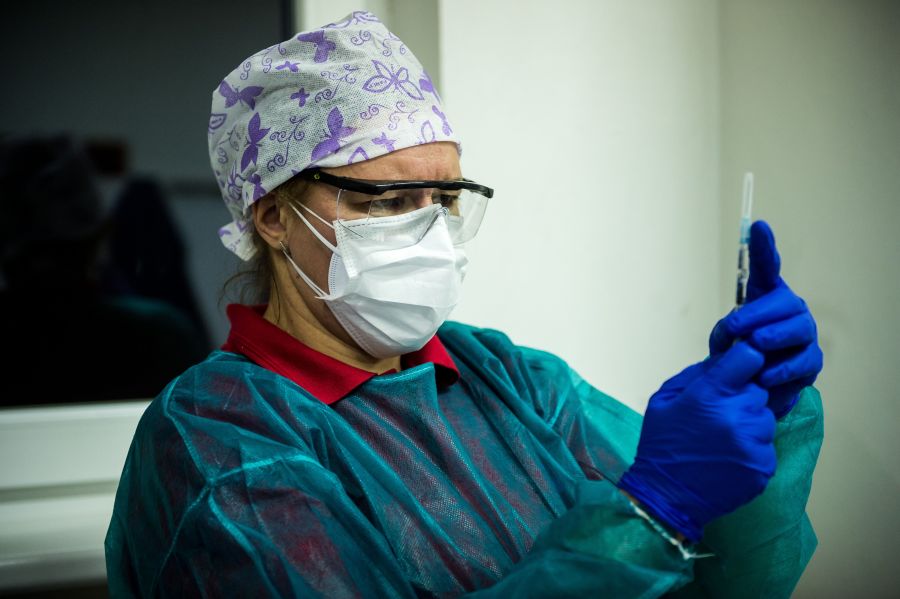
[
  {"x1": 280, "y1": 241, "x2": 329, "y2": 300},
  {"x1": 289, "y1": 202, "x2": 340, "y2": 255}
]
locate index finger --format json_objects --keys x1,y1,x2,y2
[{"x1": 711, "y1": 285, "x2": 806, "y2": 351}]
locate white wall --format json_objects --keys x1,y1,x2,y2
[
  {"x1": 441, "y1": 0, "x2": 722, "y2": 410},
  {"x1": 719, "y1": 1, "x2": 900, "y2": 596},
  {"x1": 442, "y1": 0, "x2": 899, "y2": 594}
]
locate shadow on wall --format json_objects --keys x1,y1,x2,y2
[
  {"x1": 103, "y1": 176, "x2": 212, "y2": 350},
  {"x1": 0, "y1": 135, "x2": 211, "y2": 406}
]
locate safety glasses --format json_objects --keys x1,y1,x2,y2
[{"x1": 298, "y1": 169, "x2": 493, "y2": 246}]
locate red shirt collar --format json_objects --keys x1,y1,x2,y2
[{"x1": 221, "y1": 304, "x2": 460, "y2": 405}]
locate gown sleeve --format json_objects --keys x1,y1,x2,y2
[
  {"x1": 161, "y1": 466, "x2": 694, "y2": 598},
  {"x1": 462, "y1": 478, "x2": 696, "y2": 597},
  {"x1": 149, "y1": 453, "x2": 418, "y2": 597},
  {"x1": 439, "y1": 325, "x2": 700, "y2": 596},
  {"x1": 504, "y1": 340, "x2": 824, "y2": 599}
]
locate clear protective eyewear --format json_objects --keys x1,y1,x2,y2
[{"x1": 298, "y1": 169, "x2": 493, "y2": 247}]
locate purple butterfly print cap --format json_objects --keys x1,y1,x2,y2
[{"x1": 208, "y1": 11, "x2": 460, "y2": 260}]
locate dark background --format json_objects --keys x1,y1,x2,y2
[{"x1": 0, "y1": 0, "x2": 291, "y2": 406}]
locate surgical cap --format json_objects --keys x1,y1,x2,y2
[{"x1": 208, "y1": 11, "x2": 459, "y2": 260}]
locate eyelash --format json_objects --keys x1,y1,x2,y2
[{"x1": 366, "y1": 194, "x2": 458, "y2": 210}]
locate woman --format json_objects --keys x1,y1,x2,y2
[{"x1": 106, "y1": 11, "x2": 823, "y2": 597}]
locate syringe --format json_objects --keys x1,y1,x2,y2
[{"x1": 735, "y1": 172, "x2": 754, "y2": 306}]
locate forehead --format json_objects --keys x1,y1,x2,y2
[{"x1": 322, "y1": 141, "x2": 461, "y2": 181}]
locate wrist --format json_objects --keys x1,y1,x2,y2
[
  {"x1": 618, "y1": 468, "x2": 704, "y2": 543},
  {"x1": 618, "y1": 488, "x2": 687, "y2": 543}
]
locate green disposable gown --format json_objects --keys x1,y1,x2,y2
[{"x1": 106, "y1": 321, "x2": 823, "y2": 597}]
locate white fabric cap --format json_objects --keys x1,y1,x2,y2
[{"x1": 208, "y1": 11, "x2": 459, "y2": 260}]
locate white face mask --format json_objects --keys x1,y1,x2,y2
[{"x1": 284, "y1": 202, "x2": 468, "y2": 358}]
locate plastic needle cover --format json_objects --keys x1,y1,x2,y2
[{"x1": 735, "y1": 172, "x2": 754, "y2": 306}]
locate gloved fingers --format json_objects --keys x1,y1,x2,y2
[
  {"x1": 742, "y1": 405, "x2": 777, "y2": 444},
  {"x1": 727, "y1": 285, "x2": 806, "y2": 334},
  {"x1": 758, "y1": 343, "x2": 823, "y2": 389},
  {"x1": 747, "y1": 220, "x2": 782, "y2": 302},
  {"x1": 749, "y1": 311, "x2": 817, "y2": 352},
  {"x1": 708, "y1": 316, "x2": 732, "y2": 355},
  {"x1": 703, "y1": 341, "x2": 765, "y2": 388},
  {"x1": 709, "y1": 285, "x2": 806, "y2": 354},
  {"x1": 766, "y1": 378, "x2": 813, "y2": 419},
  {"x1": 740, "y1": 381, "x2": 769, "y2": 412}
]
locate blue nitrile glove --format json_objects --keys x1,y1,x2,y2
[
  {"x1": 618, "y1": 342, "x2": 776, "y2": 543},
  {"x1": 709, "y1": 221, "x2": 823, "y2": 418}
]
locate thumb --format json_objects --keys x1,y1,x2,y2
[
  {"x1": 704, "y1": 341, "x2": 765, "y2": 388},
  {"x1": 654, "y1": 361, "x2": 709, "y2": 400},
  {"x1": 747, "y1": 220, "x2": 782, "y2": 301}
]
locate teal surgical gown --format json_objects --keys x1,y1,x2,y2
[{"x1": 105, "y1": 322, "x2": 823, "y2": 597}]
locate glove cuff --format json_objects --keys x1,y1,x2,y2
[{"x1": 618, "y1": 467, "x2": 705, "y2": 543}]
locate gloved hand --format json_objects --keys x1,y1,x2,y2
[
  {"x1": 618, "y1": 342, "x2": 776, "y2": 543},
  {"x1": 709, "y1": 221, "x2": 823, "y2": 418}
]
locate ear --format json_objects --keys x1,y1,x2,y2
[{"x1": 252, "y1": 194, "x2": 286, "y2": 250}]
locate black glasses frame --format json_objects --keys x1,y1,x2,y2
[{"x1": 298, "y1": 169, "x2": 494, "y2": 199}]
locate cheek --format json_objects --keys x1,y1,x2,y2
[{"x1": 286, "y1": 219, "x2": 335, "y2": 290}]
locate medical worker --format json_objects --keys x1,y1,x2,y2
[{"x1": 106, "y1": 11, "x2": 824, "y2": 598}]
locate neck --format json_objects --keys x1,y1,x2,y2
[{"x1": 263, "y1": 271, "x2": 402, "y2": 375}]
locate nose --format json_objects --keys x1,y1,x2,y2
[{"x1": 412, "y1": 189, "x2": 436, "y2": 210}]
